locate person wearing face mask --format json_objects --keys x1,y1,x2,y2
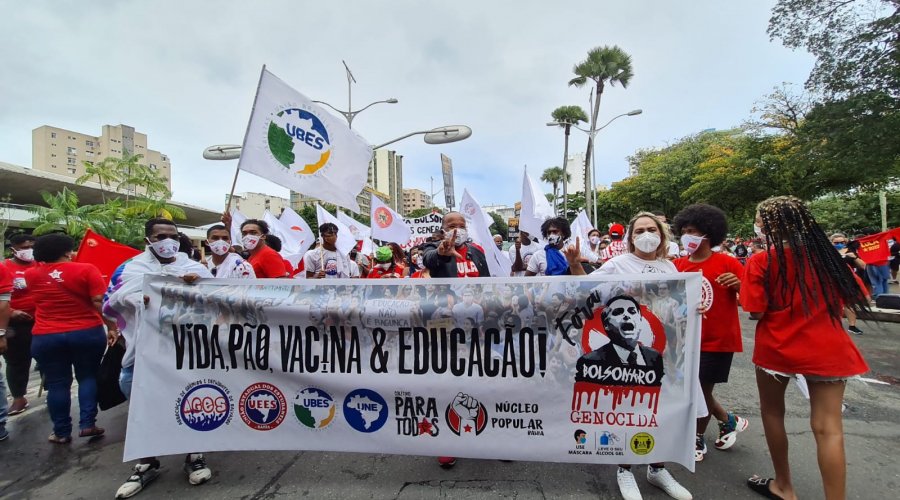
[
  {"x1": 205, "y1": 225, "x2": 255, "y2": 279},
  {"x1": 104, "y1": 218, "x2": 213, "y2": 497},
  {"x1": 422, "y1": 212, "x2": 490, "y2": 279},
  {"x1": 2, "y1": 233, "x2": 37, "y2": 415},
  {"x1": 240, "y1": 220, "x2": 287, "y2": 278},
  {"x1": 585, "y1": 229, "x2": 604, "y2": 265},
  {"x1": 303, "y1": 223, "x2": 353, "y2": 279},
  {"x1": 570, "y1": 212, "x2": 694, "y2": 500},
  {"x1": 509, "y1": 230, "x2": 540, "y2": 277},
  {"x1": 525, "y1": 217, "x2": 580, "y2": 276},
  {"x1": 367, "y1": 246, "x2": 404, "y2": 279},
  {"x1": 409, "y1": 247, "x2": 430, "y2": 278},
  {"x1": 600, "y1": 223, "x2": 628, "y2": 263},
  {"x1": 672, "y1": 204, "x2": 748, "y2": 464},
  {"x1": 831, "y1": 233, "x2": 865, "y2": 335}
]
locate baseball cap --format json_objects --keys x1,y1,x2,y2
[
  {"x1": 374, "y1": 246, "x2": 393, "y2": 262},
  {"x1": 609, "y1": 223, "x2": 625, "y2": 238}
]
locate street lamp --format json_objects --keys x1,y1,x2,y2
[
  {"x1": 310, "y1": 60, "x2": 398, "y2": 129},
  {"x1": 547, "y1": 108, "x2": 642, "y2": 225}
]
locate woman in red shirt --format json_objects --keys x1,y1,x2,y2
[
  {"x1": 26, "y1": 233, "x2": 111, "y2": 444},
  {"x1": 741, "y1": 196, "x2": 869, "y2": 500}
]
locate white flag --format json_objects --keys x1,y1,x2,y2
[
  {"x1": 337, "y1": 210, "x2": 371, "y2": 240},
  {"x1": 237, "y1": 67, "x2": 373, "y2": 212},
  {"x1": 519, "y1": 170, "x2": 554, "y2": 239},
  {"x1": 460, "y1": 189, "x2": 512, "y2": 278},
  {"x1": 229, "y1": 208, "x2": 247, "y2": 247},
  {"x1": 263, "y1": 210, "x2": 312, "y2": 257},
  {"x1": 370, "y1": 195, "x2": 412, "y2": 245},
  {"x1": 569, "y1": 210, "x2": 594, "y2": 258},
  {"x1": 315, "y1": 204, "x2": 357, "y2": 255},
  {"x1": 278, "y1": 207, "x2": 315, "y2": 255}
]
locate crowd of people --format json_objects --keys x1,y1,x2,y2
[{"x1": 0, "y1": 195, "x2": 880, "y2": 500}]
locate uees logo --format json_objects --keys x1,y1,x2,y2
[
  {"x1": 176, "y1": 380, "x2": 233, "y2": 432},
  {"x1": 293, "y1": 387, "x2": 336, "y2": 430},
  {"x1": 267, "y1": 108, "x2": 332, "y2": 175},
  {"x1": 630, "y1": 432, "x2": 655, "y2": 455},
  {"x1": 373, "y1": 207, "x2": 393, "y2": 228},
  {"x1": 445, "y1": 392, "x2": 488, "y2": 436},
  {"x1": 239, "y1": 383, "x2": 287, "y2": 431}
]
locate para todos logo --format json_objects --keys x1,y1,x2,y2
[
  {"x1": 176, "y1": 380, "x2": 233, "y2": 431},
  {"x1": 267, "y1": 108, "x2": 332, "y2": 175},
  {"x1": 239, "y1": 383, "x2": 287, "y2": 431},
  {"x1": 445, "y1": 392, "x2": 488, "y2": 436}
]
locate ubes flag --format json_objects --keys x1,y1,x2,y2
[
  {"x1": 370, "y1": 194, "x2": 412, "y2": 245},
  {"x1": 237, "y1": 67, "x2": 373, "y2": 212},
  {"x1": 74, "y1": 229, "x2": 141, "y2": 282}
]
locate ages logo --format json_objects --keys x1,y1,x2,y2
[
  {"x1": 176, "y1": 380, "x2": 233, "y2": 432},
  {"x1": 445, "y1": 392, "x2": 488, "y2": 436},
  {"x1": 293, "y1": 387, "x2": 336, "y2": 430},
  {"x1": 239, "y1": 383, "x2": 287, "y2": 431},
  {"x1": 343, "y1": 389, "x2": 389, "y2": 433}
]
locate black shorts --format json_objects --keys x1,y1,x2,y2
[
  {"x1": 890, "y1": 258, "x2": 899, "y2": 272},
  {"x1": 699, "y1": 352, "x2": 734, "y2": 384}
]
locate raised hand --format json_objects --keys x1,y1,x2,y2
[
  {"x1": 564, "y1": 237, "x2": 586, "y2": 275},
  {"x1": 437, "y1": 230, "x2": 463, "y2": 260}
]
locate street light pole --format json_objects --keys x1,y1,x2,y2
[{"x1": 311, "y1": 61, "x2": 398, "y2": 129}]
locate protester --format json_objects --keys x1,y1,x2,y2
[
  {"x1": 263, "y1": 234, "x2": 294, "y2": 277},
  {"x1": 409, "y1": 246, "x2": 428, "y2": 278},
  {"x1": 525, "y1": 217, "x2": 578, "y2": 276},
  {"x1": 832, "y1": 233, "x2": 865, "y2": 335},
  {"x1": 584, "y1": 228, "x2": 604, "y2": 265},
  {"x1": 239, "y1": 219, "x2": 288, "y2": 278},
  {"x1": 0, "y1": 263, "x2": 12, "y2": 441},
  {"x1": 177, "y1": 232, "x2": 201, "y2": 261},
  {"x1": 509, "y1": 230, "x2": 540, "y2": 277},
  {"x1": 2, "y1": 233, "x2": 36, "y2": 415},
  {"x1": 733, "y1": 237, "x2": 750, "y2": 264},
  {"x1": 652, "y1": 211, "x2": 681, "y2": 259},
  {"x1": 672, "y1": 204, "x2": 749, "y2": 463},
  {"x1": 303, "y1": 223, "x2": 354, "y2": 279},
  {"x1": 600, "y1": 223, "x2": 627, "y2": 262},
  {"x1": 493, "y1": 234, "x2": 504, "y2": 250},
  {"x1": 387, "y1": 242, "x2": 409, "y2": 277},
  {"x1": 367, "y1": 246, "x2": 404, "y2": 279},
  {"x1": 206, "y1": 225, "x2": 255, "y2": 278},
  {"x1": 890, "y1": 238, "x2": 900, "y2": 284},
  {"x1": 105, "y1": 218, "x2": 214, "y2": 498},
  {"x1": 26, "y1": 233, "x2": 109, "y2": 444},
  {"x1": 864, "y1": 236, "x2": 891, "y2": 300},
  {"x1": 571, "y1": 211, "x2": 693, "y2": 500},
  {"x1": 421, "y1": 211, "x2": 490, "y2": 468},
  {"x1": 742, "y1": 196, "x2": 869, "y2": 500}
]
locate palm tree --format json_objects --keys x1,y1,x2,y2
[
  {"x1": 550, "y1": 105, "x2": 589, "y2": 216},
  {"x1": 75, "y1": 157, "x2": 122, "y2": 202},
  {"x1": 569, "y1": 45, "x2": 634, "y2": 224},
  {"x1": 26, "y1": 188, "x2": 103, "y2": 238},
  {"x1": 540, "y1": 166, "x2": 570, "y2": 215}
]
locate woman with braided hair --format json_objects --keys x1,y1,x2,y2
[{"x1": 741, "y1": 196, "x2": 869, "y2": 500}]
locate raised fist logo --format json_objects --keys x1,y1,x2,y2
[{"x1": 445, "y1": 392, "x2": 488, "y2": 436}]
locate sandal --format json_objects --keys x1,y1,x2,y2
[
  {"x1": 48, "y1": 433, "x2": 72, "y2": 444},
  {"x1": 79, "y1": 426, "x2": 105, "y2": 438},
  {"x1": 747, "y1": 476, "x2": 784, "y2": 499}
]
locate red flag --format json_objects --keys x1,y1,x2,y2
[
  {"x1": 855, "y1": 232, "x2": 890, "y2": 265},
  {"x1": 73, "y1": 229, "x2": 142, "y2": 282}
]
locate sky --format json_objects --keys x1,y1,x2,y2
[{"x1": 0, "y1": 0, "x2": 815, "y2": 215}]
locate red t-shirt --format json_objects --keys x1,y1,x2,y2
[
  {"x1": 367, "y1": 264, "x2": 405, "y2": 279},
  {"x1": 25, "y1": 262, "x2": 106, "y2": 334},
  {"x1": 455, "y1": 246, "x2": 481, "y2": 278},
  {"x1": 740, "y1": 249, "x2": 869, "y2": 377},
  {"x1": 249, "y1": 246, "x2": 288, "y2": 278},
  {"x1": 675, "y1": 253, "x2": 743, "y2": 353},
  {"x1": 3, "y1": 259, "x2": 37, "y2": 315},
  {"x1": 0, "y1": 264, "x2": 12, "y2": 296}
]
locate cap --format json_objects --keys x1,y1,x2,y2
[
  {"x1": 609, "y1": 223, "x2": 625, "y2": 237},
  {"x1": 374, "y1": 246, "x2": 393, "y2": 262}
]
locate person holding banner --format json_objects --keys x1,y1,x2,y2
[
  {"x1": 105, "y1": 218, "x2": 214, "y2": 499},
  {"x1": 570, "y1": 212, "x2": 694, "y2": 500},
  {"x1": 205, "y1": 225, "x2": 255, "y2": 279},
  {"x1": 672, "y1": 204, "x2": 749, "y2": 463},
  {"x1": 240, "y1": 220, "x2": 288, "y2": 278},
  {"x1": 742, "y1": 197, "x2": 869, "y2": 500},
  {"x1": 304, "y1": 223, "x2": 355, "y2": 279}
]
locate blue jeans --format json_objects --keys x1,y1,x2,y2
[
  {"x1": 119, "y1": 364, "x2": 133, "y2": 400},
  {"x1": 867, "y1": 264, "x2": 891, "y2": 299},
  {"x1": 0, "y1": 359, "x2": 8, "y2": 429},
  {"x1": 31, "y1": 326, "x2": 106, "y2": 438}
]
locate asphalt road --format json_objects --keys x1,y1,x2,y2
[{"x1": 2, "y1": 313, "x2": 898, "y2": 500}]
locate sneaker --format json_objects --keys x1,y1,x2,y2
[
  {"x1": 715, "y1": 413, "x2": 749, "y2": 450},
  {"x1": 115, "y1": 460, "x2": 161, "y2": 499},
  {"x1": 184, "y1": 453, "x2": 212, "y2": 485},
  {"x1": 616, "y1": 467, "x2": 643, "y2": 500},
  {"x1": 437, "y1": 456, "x2": 457, "y2": 469},
  {"x1": 647, "y1": 466, "x2": 692, "y2": 500},
  {"x1": 848, "y1": 326, "x2": 864, "y2": 335},
  {"x1": 694, "y1": 434, "x2": 707, "y2": 462},
  {"x1": 0, "y1": 426, "x2": 8, "y2": 441}
]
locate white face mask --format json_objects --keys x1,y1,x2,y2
[
  {"x1": 147, "y1": 238, "x2": 179, "y2": 259},
  {"x1": 415, "y1": 256, "x2": 424, "y2": 267},
  {"x1": 242, "y1": 235, "x2": 261, "y2": 250},
  {"x1": 452, "y1": 228, "x2": 468, "y2": 246},
  {"x1": 633, "y1": 232, "x2": 661, "y2": 254},
  {"x1": 589, "y1": 236, "x2": 601, "y2": 246},
  {"x1": 14, "y1": 248, "x2": 34, "y2": 262},
  {"x1": 547, "y1": 234, "x2": 562, "y2": 246},
  {"x1": 753, "y1": 224, "x2": 764, "y2": 238},
  {"x1": 377, "y1": 262, "x2": 392, "y2": 270},
  {"x1": 680, "y1": 234, "x2": 705, "y2": 256},
  {"x1": 208, "y1": 240, "x2": 231, "y2": 256}
]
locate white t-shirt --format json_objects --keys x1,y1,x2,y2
[
  {"x1": 667, "y1": 241, "x2": 680, "y2": 259},
  {"x1": 526, "y1": 248, "x2": 549, "y2": 275},
  {"x1": 207, "y1": 253, "x2": 256, "y2": 279},
  {"x1": 303, "y1": 248, "x2": 352, "y2": 278},
  {"x1": 509, "y1": 241, "x2": 540, "y2": 276},
  {"x1": 591, "y1": 252, "x2": 677, "y2": 275}
]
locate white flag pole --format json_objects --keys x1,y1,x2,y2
[{"x1": 226, "y1": 64, "x2": 267, "y2": 214}]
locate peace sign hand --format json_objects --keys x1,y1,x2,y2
[{"x1": 437, "y1": 230, "x2": 463, "y2": 260}]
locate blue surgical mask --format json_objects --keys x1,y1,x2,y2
[{"x1": 834, "y1": 243, "x2": 846, "y2": 250}]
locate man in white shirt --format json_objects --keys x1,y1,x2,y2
[
  {"x1": 303, "y1": 223, "x2": 353, "y2": 279},
  {"x1": 205, "y1": 225, "x2": 255, "y2": 279},
  {"x1": 509, "y1": 230, "x2": 540, "y2": 277}
]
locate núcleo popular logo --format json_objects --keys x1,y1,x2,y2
[
  {"x1": 267, "y1": 108, "x2": 332, "y2": 175},
  {"x1": 176, "y1": 379, "x2": 234, "y2": 431}
]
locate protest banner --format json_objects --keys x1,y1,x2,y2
[
  {"x1": 400, "y1": 212, "x2": 443, "y2": 249},
  {"x1": 124, "y1": 274, "x2": 702, "y2": 470}
]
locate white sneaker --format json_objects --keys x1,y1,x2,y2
[
  {"x1": 184, "y1": 453, "x2": 212, "y2": 485},
  {"x1": 616, "y1": 467, "x2": 643, "y2": 500},
  {"x1": 115, "y1": 461, "x2": 161, "y2": 498},
  {"x1": 647, "y1": 466, "x2": 692, "y2": 500}
]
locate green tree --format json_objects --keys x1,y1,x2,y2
[
  {"x1": 540, "y1": 166, "x2": 569, "y2": 214},
  {"x1": 26, "y1": 188, "x2": 103, "y2": 239},
  {"x1": 75, "y1": 157, "x2": 123, "y2": 202},
  {"x1": 569, "y1": 45, "x2": 634, "y2": 216},
  {"x1": 550, "y1": 105, "x2": 589, "y2": 215},
  {"x1": 488, "y1": 212, "x2": 509, "y2": 238},
  {"x1": 406, "y1": 207, "x2": 436, "y2": 218},
  {"x1": 808, "y1": 189, "x2": 900, "y2": 234}
]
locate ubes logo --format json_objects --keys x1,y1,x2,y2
[
  {"x1": 267, "y1": 108, "x2": 332, "y2": 175},
  {"x1": 293, "y1": 387, "x2": 336, "y2": 430},
  {"x1": 630, "y1": 432, "x2": 655, "y2": 455},
  {"x1": 177, "y1": 380, "x2": 233, "y2": 431},
  {"x1": 239, "y1": 383, "x2": 287, "y2": 431}
]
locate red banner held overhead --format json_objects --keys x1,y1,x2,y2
[{"x1": 74, "y1": 229, "x2": 141, "y2": 282}]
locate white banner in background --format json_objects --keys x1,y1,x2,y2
[{"x1": 125, "y1": 274, "x2": 702, "y2": 470}]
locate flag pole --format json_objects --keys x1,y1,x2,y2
[{"x1": 226, "y1": 63, "x2": 267, "y2": 214}]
